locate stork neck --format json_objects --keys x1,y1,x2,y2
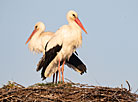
[
  {"x1": 69, "y1": 20, "x2": 81, "y2": 32},
  {"x1": 32, "y1": 30, "x2": 43, "y2": 39}
]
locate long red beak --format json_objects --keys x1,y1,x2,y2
[
  {"x1": 75, "y1": 17, "x2": 87, "y2": 34},
  {"x1": 25, "y1": 29, "x2": 37, "y2": 44}
]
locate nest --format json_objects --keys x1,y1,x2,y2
[{"x1": 0, "y1": 81, "x2": 137, "y2": 102}]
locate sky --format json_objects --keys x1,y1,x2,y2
[{"x1": 0, "y1": 0, "x2": 138, "y2": 93}]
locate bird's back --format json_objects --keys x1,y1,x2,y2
[
  {"x1": 40, "y1": 32, "x2": 54, "y2": 54},
  {"x1": 28, "y1": 32, "x2": 54, "y2": 54}
]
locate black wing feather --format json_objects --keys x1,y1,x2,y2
[
  {"x1": 36, "y1": 55, "x2": 45, "y2": 72},
  {"x1": 41, "y1": 44, "x2": 62, "y2": 80},
  {"x1": 66, "y1": 53, "x2": 87, "y2": 75}
]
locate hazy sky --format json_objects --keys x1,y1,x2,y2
[{"x1": 0, "y1": 0, "x2": 138, "y2": 93}]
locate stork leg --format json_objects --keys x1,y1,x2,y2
[
  {"x1": 61, "y1": 60, "x2": 65, "y2": 83},
  {"x1": 55, "y1": 71, "x2": 58, "y2": 83},
  {"x1": 58, "y1": 59, "x2": 61, "y2": 82},
  {"x1": 52, "y1": 73, "x2": 55, "y2": 83}
]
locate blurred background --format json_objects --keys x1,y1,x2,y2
[{"x1": 0, "y1": 0, "x2": 138, "y2": 93}]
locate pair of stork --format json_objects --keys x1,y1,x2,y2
[{"x1": 25, "y1": 10, "x2": 87, "y2": 83}]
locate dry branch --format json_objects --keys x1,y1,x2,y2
[{"x1": 0, "y1": 81, "x2": 137, "y2": 102}]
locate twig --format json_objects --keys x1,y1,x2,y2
[
  {"x1": 121, "y1": 84, "x2": 123, "y2": 89},
  {"x1": 65, "y1": 78, "x2": 75, "y2": 84},
  {"x1": 12, "y1": 82, "x2": 25, "y2": 88},
  {"x1": 134, "y1": 89, "x2": 138, "y2": 94},
  {"x1": 24, "y1": 91, "x2": 34, "y2": 101},
  {"x1": 126, "y1": 80, "x2": 131, "y2": 91}
]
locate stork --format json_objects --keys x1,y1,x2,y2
[
  {"x1": 25, "y1": 21, "x2": 87, "y2": 83},
  {"x1": 41, "y1": 10, "x2": 87, "y2": 82}
]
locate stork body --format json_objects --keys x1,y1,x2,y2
[
  {"x1": 25, "y1": 21, "x2": 87, "y2": 82},
  {"x1": 42, "y1": 10, "x2": 87, "y2": 81}
]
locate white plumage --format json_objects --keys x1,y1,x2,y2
[
  {"x1": 44, "y1": 10, "x2": 87, "y2": 79},
  {"x1": 25, "y1": 21, "x2": 87, "y2": 82},
  {"x1": 25, "y1": 10, "x2": 87, "y2": 82},
  {"x1": 25, "y1": 22, "x2": 54, "y2": 54}
]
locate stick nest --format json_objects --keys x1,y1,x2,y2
[{"x1": 0, "y1": 81, "x2": 137, "y2": 102}]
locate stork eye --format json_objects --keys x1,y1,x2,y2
[
  {"x1": 35, "y1": 26, "x2": 38, "y2": 29},
  {"x1": 72, "y1": 14, "x2": 76, "y2": 18}
]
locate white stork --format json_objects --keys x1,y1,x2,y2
[
  {"x1": 41, "y1": 10, "x2": 87, "y2": 82},
  {"x1": 25, "y1": 21, "x2": 87, "y2": 83}
]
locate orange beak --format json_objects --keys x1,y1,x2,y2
[
  {"x1": 75, "y1": 17, "x2": 87, "y2": 34},
  {"x1": 25, "y1": 29, "x2": 37, "y2": 44}
]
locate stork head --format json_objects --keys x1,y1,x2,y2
[
  {"x1": 25, "y1": 22, "x2": 45, "y2": 44},
  {"x1": 35, "y1": 22, "x2": 45, "y2": 32},
  {"x1": 67, "y1": 10, "x2": 87, "y2": 34}
]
